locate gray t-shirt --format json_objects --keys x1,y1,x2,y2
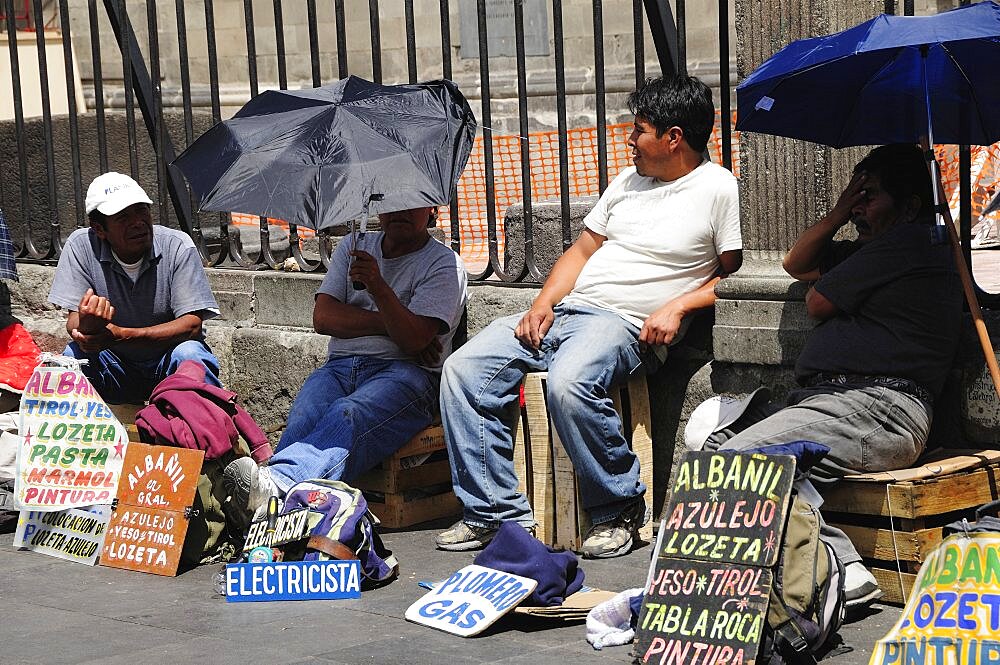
[
  {"x1": 318, "y1": 233, "x2": 467, "y2": 371},
  {"x1": 49, "y1": 226, "x2": 220, "y2": 362}
]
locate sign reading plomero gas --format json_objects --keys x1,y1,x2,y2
[{"x1": 405, "y1": 564, "x2": 537, "y2": 637}]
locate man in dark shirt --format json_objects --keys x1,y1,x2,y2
[{"x1": 709, "y1": 144, "x2": 962, "y2": 609}]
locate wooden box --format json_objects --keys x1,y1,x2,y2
[
  {"x1": 355, "y1": 425, "x2": 462, "y2": 528},
  {"x1": 821, "y1": 449, "x2": 1000, "y2": 605},
  {"x1": 513, "y1": 372, "x2": 654, "y2": 550}
]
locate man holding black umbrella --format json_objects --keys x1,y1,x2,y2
[
  {"x1": 224, "y1": 205, "x2": 467, "y2": 524},
  {"x1": 436, "y1": 75, "x2": 744, "y2": 559}
]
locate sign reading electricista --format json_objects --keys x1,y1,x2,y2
[{"x1": 225, "y1": 560, "x2": 361, "y2": 602}]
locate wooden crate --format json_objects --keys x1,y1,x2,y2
[
  {"x1": 355, "y1": 425, "x2": 462, "y2": 528},
  {"x1": 513, "y1": 372, "x2": 654, "y2": 550},
  {"x1": 821, "y1": 450, "x2": 1000, "y2": 605},
  {"x1": 109, "y1": 403, "x2": 143, "y2": 442}
]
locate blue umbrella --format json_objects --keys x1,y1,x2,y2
[{"x1": 736, "y1": 1, "x2": 1000, "y2": 148}]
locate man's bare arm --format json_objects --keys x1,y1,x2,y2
[
  {"x1": 639, "y1": 249, "x2": 743, "y2": 346},
  {"x1": 313, "y1": 293, "x2": 387, "y2": 338},
  {"x1": 784, "y1": 173, "x2": 865, "y2": 281},
  {"x1": 514, "y1": 228, "x2": 606, "y2": 348}
]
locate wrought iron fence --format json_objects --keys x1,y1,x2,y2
[{"x1": 0, "y1": 0, "x2": 989, "y2": 294}]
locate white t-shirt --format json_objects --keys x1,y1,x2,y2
[
  {"x1": 562, "y1": 161, "x2": 741, "y2": 332},
  {"x1": 317, "y1": 232, "x2": 468, "y2": 371}
]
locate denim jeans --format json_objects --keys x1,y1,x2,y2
[
  {"x1": 62, "y1": 339, "x2": 221, "y2": 404},
  {"x1": 266, "y1": 356, "x2": 438, "y2": 491},
  {"x1": 712, "y1": 384, "x2": 932, "y2": 566},
  {"x1": 440, "y1": 303, "x2": 658, "y2": 529}
]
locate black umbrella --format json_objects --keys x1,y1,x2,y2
[{"x1": 172, "y1": 76, "x2": 477, "y2": 230}]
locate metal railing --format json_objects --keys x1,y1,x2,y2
[{"x1": 1, "y1": 0, "x2": 989, "y2": 298}]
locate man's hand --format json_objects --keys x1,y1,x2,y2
[
  {"x1": 514, "y1": 304, "x2": 555, "y2": 349},
  {"x1": 829, "y1": 172, "x2": 867, "y2": 227},
  {"x1": 76, "y1": 288, "x2": 115, "y2": 335},
  {"x1": 349, "y1": 250, "x2": 389, "y2": 295},
  {"x1": 640, "y1": 301, "x2": 685, "y2": 347},
  {"x1": 70, "y1": 327, "x2": 115, "y2": 353},
  {"x1": 415, "y1": 337, "x2": 443, "y2": 366}
]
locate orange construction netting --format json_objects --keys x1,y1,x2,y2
[{"x1": 231, "y1": 116, "x2": 1000, "y2": 269}]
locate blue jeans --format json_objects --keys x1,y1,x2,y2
[
  {"x1": 440, "y1": 303, "x2": 658, "y2": 529},
  {"x1": 267, "y1": 356, "x2": 438, "y2": 491},
  {"x1": 62, "y1": 339, "x2": 221, "y2": 404}
]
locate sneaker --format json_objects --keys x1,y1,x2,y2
[
  {"x1": 435, "y1": 521, "x2": 499, "y2": 551},
  {"x1": 844, "y1": 562, "x2": 882, "y2": 609},
  {"x1": 223, "y1": 457, "x2": 280, "y2": 526},
  {"x1": 581, "y1": 499, "x2": 650, "y2": 559}
]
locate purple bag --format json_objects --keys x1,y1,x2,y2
[{"x1": 282, "y1": 479, "x2": 399, "y2": 586}]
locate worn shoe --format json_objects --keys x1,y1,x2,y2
[
  {"x1": 435, "y1": 521, "x2": 499, "y2": 551},
  {"x1": 844, "y1": 562, "x2": 882, "y2": 609},
  {"x1": 581, "y1": 499, "x2": 650, "y2": 559},
  {"x1": 223, "y1": 457, "x2": 281, "y2": 526}
]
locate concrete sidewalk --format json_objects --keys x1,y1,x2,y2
[{"x1": 0, "y1": 517, "x2": 900, "y2": 665}]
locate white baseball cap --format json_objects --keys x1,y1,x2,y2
[
  {"x1": 684, "y1": 387, "x2": 769, "y2": 451},
  {"x1": 85, "y1": 172, "x2": 153, "y2": 216}
]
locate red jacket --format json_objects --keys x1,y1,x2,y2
[{"x1": 136, "y1": 360, "x2": 272, "y2": 463}]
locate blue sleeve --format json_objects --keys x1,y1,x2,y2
[{"x1": 169, "y1": 241, "x2": 220, "y2": 319}]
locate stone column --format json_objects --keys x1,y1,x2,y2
[{"x1": 734, "y1": 0, "x2": 882, "y2": 261}]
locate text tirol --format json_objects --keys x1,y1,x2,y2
[
  {"x1": 637, "y1": 559, "x2": 773, "y2": 665},
  {"x1": 662, "y1": 451, "x2": 794, "y2": 567}
]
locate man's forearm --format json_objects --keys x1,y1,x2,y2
[
  {"x1": 783, "y1": 215, "x2": 844, "y2": 279},
  {"x1": 532, "y1": 231, "x2": 602, "y2": 309},
  {"x1": 368, "y1": 286, "x2": 439, "y2": 355},
  {"x1": 107, "y1": 313, "x2": 204, "y2": 346},
  {"x1": 313, "y1": 295, "x2": 387, "y2": 338}
]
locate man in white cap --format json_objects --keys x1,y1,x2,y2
[{"x1": 48, "y1": 172, "x2": 221, "y2": 404}]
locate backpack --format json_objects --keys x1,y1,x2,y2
[
  {"x1": 276, "y1": 479, "x2": 399, "y2": 587},
  {"x1": 181, "y1": 452, "x2": 243, "y2": 567},
  {"x1": 761, "y1": 491, "x2": 846, "y2": 664}
]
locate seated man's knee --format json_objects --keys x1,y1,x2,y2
[{"x1": 168, "y1": 341, "x2": 221, "y2": 383}]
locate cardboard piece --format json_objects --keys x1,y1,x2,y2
[
  {"x1": 13, "y1": 505, "x2": 111, "y2": 565},
  {"x1": 406, "y1": 564, "x2": 538, "y2": 637},
  {"x1": 513, "y1": 588, "x2": 617, "y2": 619},
  {"x1": 15, "y1": 364, "x2": 130, "y2": 511},
  {"x1": 100, "y1": 442, "x2": 203, "y2": 576},
  {"x1": 225, "y1": 560, "x2": 362, "y2": 602},
  {"x1": 839, "y1": 448, "x2": 1000, "y2": 483}
]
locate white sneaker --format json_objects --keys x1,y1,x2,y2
[
  {"x1": 223, "y1": 457, "x2": 281, "y2": 526},
  {"x1": 844, "y1": 562, "x2": 882, "y2": 609}
]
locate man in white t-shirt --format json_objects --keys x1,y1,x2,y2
[{"x1": 436, "y1": 75, "x2": 743, "y2": 558}]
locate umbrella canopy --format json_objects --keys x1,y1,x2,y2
[
  {"x1": 172, "y1": 76, "x2": 477, "y2": 230},
  {"x1": 735, "y1": 1, "x2": 1000, "y2": 148}
]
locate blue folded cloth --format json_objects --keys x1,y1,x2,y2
[
  {"x1": 746, "y1": 440, "x2": 830, "y2": 476},
  {"x1": 473, "y1": 522, "x2": 585, "y2": 606}
]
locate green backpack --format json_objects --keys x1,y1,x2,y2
[
  {"x1": 180, "y1": 451, "x2": 243, "y2": 567},
  {"x1": 762, "y1": 492, "x2": 846, "y2": 664}
]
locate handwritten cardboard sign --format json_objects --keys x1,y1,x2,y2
[
  {"x1": 869, "y1": 533, "x2": 1000, "y2": 665},
  {"x1": 225, "y1": 560, "x2": 362, "y2": 602},
  {"x1": 100, "y1": 442, "x2": 203, "y2": 576},
  {"x1": 242, "y1": 508, "x2": 314, "y2": 553},
  {"x1": 660, "y1": 451, "x2": 795, "y2": 567},
  {"x1": 15, "y1": 365, "x2": 130, "y2": 510},
  {"x1": 635, "y1": 558, "x2": 773, "y2": 665},
  {"x1": 13, "y1": 505, "x2": 111, "y2": 565},
  {"x1": 405, "y1": 564, "x2": 538, "y2": 637}
]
